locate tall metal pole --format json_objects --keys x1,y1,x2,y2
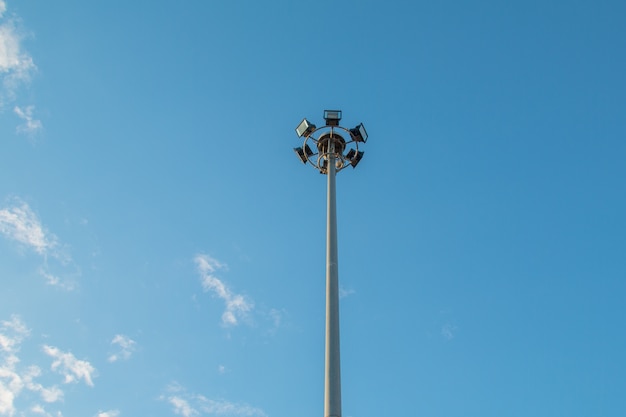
[
  {"x1": 325, "y1": 143, "x2": 342, "y2": 417},
  {"x1": 293, "y1": 111, "x2": 367, "y2": 417}
]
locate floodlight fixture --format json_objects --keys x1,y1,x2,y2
[
  {"x1": 349, "y1": 123, "x2": 368, "y2": 143},
  {"x1": 324, "y1": 110, "x2": 342, "y2": 126},
  {"x1": 345, "y1": 149, "x2": 356, "y2": 160},
  {"x1": 296, "y1": 118, "x2": 316, "y2": 138},
  {"x1": 294, "y1": 144, "x2": 315, "y2": 164},
  {"x1": 350, "y1": 151, "x2": 364, "y2": 168},
  {"x1": 294, "y1": 147, "x2": 308, "y2": 163}
]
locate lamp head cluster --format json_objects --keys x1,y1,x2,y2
[{"x1": 294, "y1": 110, "x2": 367, "y2": 174}]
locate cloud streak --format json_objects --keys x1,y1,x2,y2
[
  {"x1": 339, "y1": 286, "x2": 356, "y2": 299},
  {"x1": 14, "y1": 105, "x2": 42, "y2": 135},
  {"x1": 0, "y1": 1, "x2": 36, "y2": 106},
  {"x1": 43, "y1": 345, "x2": 96, "y2": 387},
  {"x1": 164, "y1": 384, "x2": 266, "y2": 417},
  {"x1": 195, "y1": 255, "x2": 253, "y2": 327},
  {"x1": 0, "y1": 197, "x2": 79, "y2": 289},
  {"x1": 0, "y1": 1, "x2": 41, "y2": 137},
  {"x1": 0, "y1": 198, "x2": 56, "y2": 255},
  {"x1": 95, "y1": 411, "x2": 120, "y2": 417},
  {"x1": 169, "y1": 396, "x2": 198, "y2": 417},
  {"x1": 108, "y1": 334, "x2": 137, "y2": 363}
]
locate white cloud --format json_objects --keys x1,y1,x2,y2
[
  {"x1": 22, "y1": 366, "x2": 64, "y2": 403},
  {"x1": 195, "y1": 254, "x2": 226, "y2": 274},
  {"x1": 31, "y1": 404, "x2": 64, "y2": 417},
  {"x1": 0, "y1": 317, "x2": 27, "y2": 416},
  {"x1": 36, "y1": 384, "x2": 63, "y2": 403},
  {"x1": 0, "y1": 197, "x2": 79, "y2": 289},
  {"x1": 169, "y1": 396, "x2": 199, "y2": 417},
  {"x1": 0, "y1": 316, "x2": 64, "y2": 416},
  {"x1": 163, "y1": 384, "x2": 266, "y2": 417},
  {"x1": 195, "y1": 255, "x2": 253, "y2": 327},
  {"x1": 0, "y1": 199, "x2": 56, "y2": 255},
  {"x1": 30, "y1": 404, "x2": 46, "y2": 414},
  {"x1": 14, "y1": 105, "x2": 42, "y2": 135},
  {"x1": 42, "y1": 345, "x2": 96, "y2": 387},
  {"x1": 0, "y1": 315, "x2": 29, "y2": 353},
  {"x1": 95, "y1": 410, "x2": 120, "y2": 417},
  {"x1": 39, "y1": 261, "x2": 79, "y2": 291},
  {"x1": 0, "y1": 20, "x2": 21, "y2": 71},
  {"x1": 108, "y1": 334, "x2": 136, "y2": 363},
  {"x1": 0, "y1": 3, "x2": 36, "y2": 106},
  {"x1": 0, "y1": 383, "x2": 16, "y2": 416}
]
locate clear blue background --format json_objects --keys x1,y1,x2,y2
[{"x1": 1, "y1": 1, "x2": 625, "y2": 416}]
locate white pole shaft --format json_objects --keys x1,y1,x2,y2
[{"x1": 324, "y1": 148, "x2": 342, "y2": 417}]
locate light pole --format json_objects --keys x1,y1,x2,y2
[{"x1": 294, "y1": 110, "x2": 368, "y2": 417}]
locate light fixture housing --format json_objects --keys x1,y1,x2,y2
[
  {"x1": 350, "y1": 151, "x2": 364, "y2": 168},
  {"x1": 345, "y1": 149, "x2": 356, "y2": 160},
  {"x1": 296, "y1": 118, "x2": 316, "y2": 138},
  {"x1": 294, "y1": 147, "x2": 308, "y2": 163},
  {"x1": 323, "y1": 110, "x2": 342, "y2": 126},
  {"x1": 349, "y1": 123, "x2": 368, "y2": 143}
]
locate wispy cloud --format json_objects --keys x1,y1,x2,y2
[
  {"x1": 22, "y1": 366, "x2": 64, "y2": 403},
  {"x1": 195, "y1": 254, "x2": 253, "y2": 327},
  {"x1": 95, "y1": 410, "x2": 120, "y2": 417},
  {"x1": 194, "y1": 395, "x2": 267, "y2": 417},
  {"x1": 30, "y1": 404, "x2": 49, "y2": 415},
  {"x1": 42, "y1": 345, "x2": 96, "y2": 387},
  {"x1": 108, "y1": 334, "x2": 137, "y2": 363},
  {"x1": 163, "y1": 384, "x2": 266, "y2": 417},
  {"x1": 14, "y1": 104, "x2": 42, "y2": 135},
  {"x1": 260, "y1": 308, "x2": 289, "y2": 337},
  {"x1": 0, "y1": 198, "x2": 57, "y2": 255},
  {"x1": 441, "y1": 323, "x2": 457, "y2": 341},
  {"x1": 0, "y1": 197, "x2": 79, "y2": 289},
  {"x1": 267, "y1": 309, "x2": 282, "y2": 328},
  {"x1": 169, "y1": 396, "x2": 199, "y2": 417},
  {"x1": 0, "y1": 1, "x2": 36, "y2": 107},
  {"x1": 339, "y1": 286, "x2": 356, "y2": 299},
  {"x1": 0, "y1": 315, "x2": 28, "y2": 352},
  {"x1": 0, "y1": 316, "x2": 64, "y2": 416},
  {"x1": 31, "y1": 403, "x2": 65, "y2": 417}
]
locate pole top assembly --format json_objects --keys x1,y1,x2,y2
[{"x1": 294, "y1": 110, "x2": 367, "y2": 174}]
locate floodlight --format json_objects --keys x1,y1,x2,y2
[
  {"x1": 324, "y1": 110, "x2": 342, "y2": 126},
  {"x1": 350, "y1": 151, "x2": 364, "y2": 168},
  {"x1": 294, "y1": 147, "x2": 308, "y2": 163},
  {"x1": 345, "y1": 149, "x2": 356, "y2": 160},
  {"x1": 349, "y1": 123, "x2": 368, "y2": 143},
  {"x1": 296, "y1": 118, "x2": 316, "y2": 138}
]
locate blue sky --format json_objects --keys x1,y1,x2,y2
[{"x1": 1, "y1": 0, "x2": 625, "y2": 416}]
